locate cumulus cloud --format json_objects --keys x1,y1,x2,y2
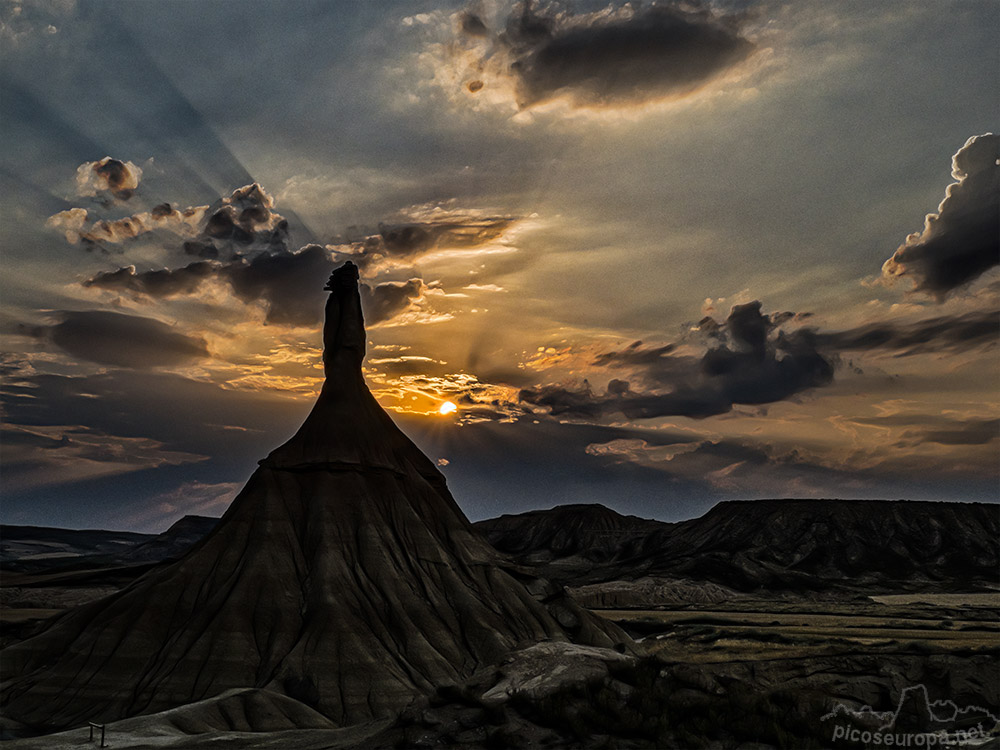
[
  {"x1": 523, "y1": 300, "x2": 834, "y2": 419},
  {"x1": 45, "y1": 206, "x2": 89, "y2": 243},
  {"x1": 48, "y1": 183, "x2": 283, "y2": 255},
  {"x1": 881, "y1": 133, "x2": 999, "y2": 298},
  {"x1": 29, "y1": 310, "x2": 209, "y2": 368},
  {"x1": 187, "y1": 183, "x2": 289, "y2": 259},
  {"x1": 53, "y1": 205, "x2": 206, "y2": 248},
  {"x1": 449, "y1": 0, "x2": 755, "y2": 110},
  {"x1": 76, "y1": 156, "x2": 143, "y2": 201}
]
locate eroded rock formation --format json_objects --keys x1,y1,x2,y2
[{"x1": 0, "y1": 261, "x2": 626, "y2": 732}]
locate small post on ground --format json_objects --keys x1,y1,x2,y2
[{"x1": 87, "y1": 721, "x2": 106, "y2": 747}]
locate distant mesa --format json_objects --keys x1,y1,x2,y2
[
  {"x1": 477, "y1": 499, "x2": 1000, "y2": 595},
  {"x1": 0, "y1": 262, "x2": 626, "y2": 732}
]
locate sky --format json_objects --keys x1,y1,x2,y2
[{"x1": 1, "y1": 0, "x2": 997, "y2": 533}]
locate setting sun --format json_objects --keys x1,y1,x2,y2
[{"x1": 438, "y1": 401, "x2": 458, "y2": 415}]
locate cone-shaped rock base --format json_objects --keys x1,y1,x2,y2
[{"x1": 1, "y1": 262, "x2": 626, "y2": 732}]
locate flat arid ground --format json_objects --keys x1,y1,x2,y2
[{"x1": 604, "y1": 598, "x2": 1000, "y2": 657}]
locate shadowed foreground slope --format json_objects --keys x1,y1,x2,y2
[{"x1": 0, "y1": 262, "x2": 625, "y2": 733}]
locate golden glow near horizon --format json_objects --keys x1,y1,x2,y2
[{"x1": 438, "y1": 401, "x2": 458, "y2": 415}]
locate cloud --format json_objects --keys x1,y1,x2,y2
[
  {"x1": 360, "y1": 277, "x2": 427, "y2": 325},
  {"x1": 896, "y1": 418, "x2": 999, "y2": 448},
  {"x1": 333, "y1": 210, "x2": 517, "y2": 274},
  {"x1": 592, "y1": 340, "x2": 676, "y2": 367},
  {"x1": 0, "y1": 423, "x2": 208, "y2": 492},
  {"x1": 34, "y1": 310, "x2": 209, "y2": 368},
  {"x1": 47, "y1": 183, "x2": 283, "y2": 255},
  {"x1": 222, "y1": 244, "x2": 332, "y2": 326},
  {"x1": 581, "y1": 434, "x2": 842, "y2": 496},
  {"x1": 880, "y1": 133, "x2": 999, "y2": 298},
  {"x1": 83, "y1": 247, "x2": 439, "y2": 328},
  {"x1": 84, "y1": 247, "x2": 333, "y2": 326},
  {"x1": 523, "y1": 300, "x2": 834, "y2": 420},
  {"x1": 45, "y1": 206, "x2": 89, "y2": 243},
  {"x1": 84, "y1": 261, "x2": 217, "y2": 297},
  {"x1": 1, "y1": 0, "x2": 75, "y2": 46},
  {"x1": 75, "y1": 156, "x2": 143, "y2": 201},
  {"x1": 74, "y1": 189, "x2": 471, "y2": 327},
  {"x1": 584, "y1": 437, "x2": 700, "y2": 463},
  {"x1": 47, "y1": 201, "x2": 206, "y2": 249},
  {"x1": 816, "y1": 310, "x2": 999, "y2": 356},
  {"x1": 188, "y1": 183, "x2": 289, "y2": 259},
  {"x1": 0, "y1": 361, "x2": 304, "y2": 462},
  {"x1": 450, "y1": 1, "x2": 755, "y2": 110}
]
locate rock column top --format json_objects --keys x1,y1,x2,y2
[{"x1": 322, "y1": 261, "x2": 366, "y2": 382}]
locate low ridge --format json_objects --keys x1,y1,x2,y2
[{"x1": 477, "y1": 499, "x2": 1000, "y2": 593}]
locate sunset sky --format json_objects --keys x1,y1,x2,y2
[{"x1": 2, "y1": 0, "x2": 997, "y2": 532}]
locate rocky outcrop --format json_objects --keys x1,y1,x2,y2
[
  {"x1": 565, "y1": 579, "x2": 739, "y2": 608},
  {"x1": 0, "y1": 261, "x2": 628, "y2": 733},
  {"x1": 625, "y1": 499, "x2": 1000, "y2": 593},
  {"x1": 474, "y1": 504, "x2": 668, "y2": 562}
]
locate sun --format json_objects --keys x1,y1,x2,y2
[{"x1": 438, "y1": 401, "x2": 458, "y2": 415}]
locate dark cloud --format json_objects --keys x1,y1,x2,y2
[
  {"x1": 592, "y1": 340, "x2": 675, "y2": 367},
  {"x1": 83, "y1": 247, "x2": 430, "y2": 328},
  {"x1": 458, "y1": 1, "x2": 755, "y2": 109},
  {"x1": 335, "y1": 215, "x2": 516, "y2": 274},
  {"x1": 896, "y1": 418, "x2": 1000, "y2": 448},
  {"x1": 519, "y1": 381, "x2": 606, "y2": 419},
  {"x1": 191, "y1": 183, "x2": 289, "y2": 259},
  {"x1": 606, "y1": 378, "x2": 630, "y2": 396},
  {"x1": 360, "y1": 278, "x2": 426, "y2": 325},
  {"x1": 593, "y1": 341, "x2": 700, "y2": 388},
  {"x1": 222, "y1": 245, "x2": 332, "y2": 326},
  {"x1": 817, "y1": 310, "x2": 999, "y2": 356},
  {"x1": 881, "y1": 133, "x2": 999, "y2": 298},
  {"x1": 84, "y1": 246, "x2": 333, "y2": 328},
  {"x1": 523, "y1": 301, "x2": 834, "y2": 420},
  {"x1": 528, "y1": 300, "x2": 998, "y2": 425},
  {"x1": 458, "y1": 11, "x2": 489, "y2": 37},
  {"x1": 76, "y1": 156, "x2": 142, "y2": 201},
  {"x1": 84, "y1": 261, "x2": 217, "y2": 297},
  {"x1": 39, "y1": 311, "x2": 209, "y2": 369}
]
